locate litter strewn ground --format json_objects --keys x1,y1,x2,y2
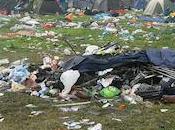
[{"x1": 1, "y1": 5, "x2": 175, "y2": 130}]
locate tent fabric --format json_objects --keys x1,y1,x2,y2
[
  {"x1": 0, "y1": 0, "x2": 17, "y2": 11},
  {"x1": 92, "y1": 0, "x2": 132, "y2": 11},
  {"x1": 144, "y1": 0, "x2": 175, "y2": 15},
  {"x1": 92, "y1": 0, "x2": 109, "y2": 11},
  {"x1": 62, "y1": 48, "x2": 175, "y2": 73},
  {"x1": 146, "y1": 48, "x2": 175, "y2": 68},
  {"x1": 133, "y1": 0, "x2": 148, "y2": 10},
  {"x1": 33, "y1": 0, "x2": 61, "y2": 14},
  {"x1": 71, "y1": 0, "x2": 132, "y2": 11},
  {"x1": 138, "y1": 16, "x2": 165, "y2": 23},
  {"x1": 93, "y1": 0, "x2": 133, "y2": 11},
  {"x1": 72, "y1": 0, "x2": 93, "y2": 9}
]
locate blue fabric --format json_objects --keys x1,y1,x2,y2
[
  {"x1": 133, "y1": 0, "x2": 147, "y2": 10},
  {"x1": 8, "y1": 65, "x2": 30, "y2": 83},
  {"x1": 94, "y1": 13, "x2": 111, "y2": 21},
  {"x1": 146, "y1": 48, "x2": 175, "y2": 68},
  {"x1": 138, "y1": 16, "x2": 165, "y2": 23}
]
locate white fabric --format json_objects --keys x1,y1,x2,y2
[{"x1": 144, "y1": 0, "x2": 174, "y2": 15}]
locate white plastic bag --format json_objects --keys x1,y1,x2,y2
[{"x1": 60, "y1": 70, "x2": 80, "y2": 97}]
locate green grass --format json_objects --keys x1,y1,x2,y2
[{"x1": 0, "y1": 93, "x2": 175, "y2": 130}]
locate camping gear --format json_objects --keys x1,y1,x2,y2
[
  {"x1": 138, "y1": 16, "x2": 165, "y2": 23},
  {"x1": 144, "y1": 0, "x2": 175, "y2": 16},
  {"x1": 71, "y1": 0, "x2": 132, "y2": 12},
  {"x1": 72, "y1": 0, "x2": 93, "y2": 10},
  {"x1": 92, "y1": 0, "x2": 132, "y2": 11},
  {"x1": 33, "y1": 0, "x2": 62, "y2": 14},
  {"x1": 133, "y1": 0, "x2": 148, "y2": 10},
  {"x1": 0, "y1": 0, "x2": 17, "y2": 14}
]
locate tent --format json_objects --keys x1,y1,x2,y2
[
  {"x1": 133, "y1": 0, "x2": 148, "y2": 10},
  {"x1": 92, "y1": 0, "x2": 109, "y2": 11},
  {"x1": 70, "y1": 0, "x2": 132, "y2": 11},
  {"x1": 33, "y1": 0, "x2": 62, "y2": 14},
  {"x1": 144, "y1": 0, "x2": 175, "y2": 15},
  {"x1": 71, "y1": 0, "x2": 94, "y2": 9},
  {"x1": 0, "y1": 0, "x2": 17, "y2": 12},
  {"x1": 92, "y1": 0, "x2": 134, "y2": 11},
  {"x1": 92, "y1": 0, "x2": 133, "y2": 11}
]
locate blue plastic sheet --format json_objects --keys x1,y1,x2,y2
[
  {"x1": 138, "y1": 16, "x2": 165, "y2": 23},
  {"x1": 94, "y1": 13, "x2": 111, "y2": 21},
  {"x1": 8, "y1": 65, "x2": 30, "y2": 83}
]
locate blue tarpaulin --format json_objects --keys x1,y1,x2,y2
[
  {"x1": 133, "y1": 0, "x2": 148, "y2": 10},
  {"x1": 138, "y1": 16, "x2": 165, "y2": 23},
  {"x1": 147, "y1": 48, "x2": 175, "y2": 68}
]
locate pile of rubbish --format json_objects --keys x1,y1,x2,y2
[{"x1": 0, "y1": 43, "x2": 175, "y2": 105}]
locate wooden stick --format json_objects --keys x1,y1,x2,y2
[{"x1": 52, "y1": 101, "x2": 91, "y2": 107}]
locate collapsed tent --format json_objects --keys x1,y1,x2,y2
[
  {"x1": 33, "y1": 0, "x2": 62, "y2": 14},
  {"x1": 132, "y1": 0, "x2": 148, "y2": 10},
  {"x1": 144, "y1": 0, "x2": 175, "y2": 15}
]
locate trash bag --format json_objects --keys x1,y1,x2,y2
[
  {"x1": 8, "y1": 65, "x2": 30, "y2": 83},
  {"x1": 100, "y1": 86, "x2": 121, "y2": 98}
]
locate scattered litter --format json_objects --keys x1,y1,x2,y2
[
  {"x1": 0, "y1": 59, "x2": 9, "y2": 66},
  {"x1": 112, "y1": 118, "x2": 122, "y2": 122},
  {"x1": 118, "y1": 104, "x2": 127, "y2": 111},
  {"x1": 63, "y1": 121, "x2": 81, "y2": 130},
  {"x1": 83, "y1": 45, "x2": 99, "y2": 56},
  {"x1": 60, "y1": 70, "x2": 80, "y2": 98},
  {"x1": 64, "y1": 48, "x2": 72, "y2": 55},
  {"x1": 88, "y1": 123, "x2": 102, "y2": 130},
  {"x1": 10, "y1": 81, "x2": 27, "y2": 92},
  {"x1": 8, "y1": 65, "x2": 30, "y2": 83},
  {"x1": 102, "y1": 103, "x2": 113, "y2": 108},
  {"x1": 60, "y1": 106, "x2": 80, "y2": 112},
  {"x1": 160, "y1": 109, "x2": 168, "y2": 113},
  {"x1": 100, "y1": 86, "x2": 121, "y2": 98},
  {"x1": 29, "y1": 111, "x2": 44, "y2": 117},
  {"x1": 1, "y1": 9, "x2": 175, "y2": 129},
  {"x1": 0, "y1": 114, "x2": 4, "y2": 122},
  {"x1": 25, "y1": 104, "x2": 38, "y2": 108},
  {"x1": 0, "y1": 93, "x2": 4, "y2": 96}
]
